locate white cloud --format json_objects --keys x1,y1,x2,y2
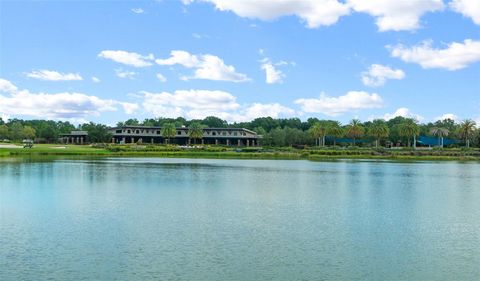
[
  {"x1": 261, "y1": 62, "x2": 284, "y2": 84},
  {"x1": 184, "y1": 0, "x2": 350, "y2": 28},
  {"x1": 98, "y1": 50, "x2": 154, "y2": 67},
  {"x1": 25, "y1": 70, "x2": 83, "y2": 81},
  {"x1": 156, "y1": 50, "x2": 249, "y2": 82},
  {"x1": 383, "y1": 107, "x2": 424, "y2": 121},
  {"x1": 131, "y1": 8, "x2": 144, "y2": 14},
  {"x1": 361, "y1": 64, "x2": 405, "y2": 87},
  {"x1": 389, "y1": 39, "x2": 480, "y2": 70},
  {"x1": 348, "y1": 0, "x2": 444, "y2": 31},
  {"x1": 141, "y1": 89, "x2": 294, "y2": 122},
  {"x1": 115, "y1": 69, "x2": 137, "y2": 79},
  {"x1": 435, "y1": 113, "x2": 459, "y2": 122},
  {"x1": 92, "y1": 76, "x2": 100, "y2": 83},
  {"x1": 450, "y1": 0, "x2": 480, "y2": 25},
  {"x1": 0, "y1": 78, "x2": 137, "y2": 120},
  {"x1": 295, "y1": 91, "x2": 384, "y2": 116},
  {"x1": 156, "y1": 73, "x2": 167, "y2": 82}
]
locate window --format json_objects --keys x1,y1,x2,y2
[
  {"x1": 156, "y1": 130, "x2": 160, "y2": 134},
  {"x1": 212, "y1": 132, "x2": 216, "y2": 136},
  {"x1": 136, "y1": 130, "x2": 140, "y2": 134},
  {"x1": 177, "y1": 131, "x2": 181, "y2": 135},
  {"x1": 234, "y1": 132, "x2": 237, "y2": 136},
  {"x1": 127, "y1": 130, "x2": 131, "y2": 133},
  {"x1": 222, "y1": 132, "x2": 227, "y2": 136},
  {"x1": 116, "y1": 130, "x2": 122, "y2": 133}
]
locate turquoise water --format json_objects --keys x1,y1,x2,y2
[{"x1": 1, "y1": 158, "x2": 479, "y2": 280}]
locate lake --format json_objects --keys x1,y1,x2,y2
[{"x1": 1, "y1": 158, "x2": 479, "y2": 280}]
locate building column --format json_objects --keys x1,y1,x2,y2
[
  {"x1": 226, "y1": 139, "x2": 230, "y2": 146},
  {"x1": 215, "y1": 139, "x2": 218, "y2": 145},
  {"x1": 151, "y1": 138, "x2": 154, "y2": 144},
  {"x1": 237, "y1": 139, "x2": 241, "y2": 146},
  {"x1": 246, "y1": 139, "x2": 250, "y2": 147},
  {"x1": 201, "y1": 139, "x2": 204, "y2": 145},
  {"x1": 80, "y1": 137, "x2": 84, "y2": 145},
  {"x1": 112, "y1": 138, "x2": 115, "y2": 144},
  {"x1": 76, "y1": 137, "x2": 79, "y2": 144},
  {"x1": 188, "y1": 139, "x2": 191, "y2": 145},
  {"x1": 122, "y1": 137, "x2": 126, "y2": 144},
  {"x1": 131, "y1": 137, "x2": 134, "y2": 144},
  {"x1": 66, "y1": 137, "x2": 69, "y2": 144}
]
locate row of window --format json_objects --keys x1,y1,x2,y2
[{"x1": 115, "y1": 129, "x2": 248, "y2": 136}]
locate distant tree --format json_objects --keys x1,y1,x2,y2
[
  {"x1": 309, "y1": 122, "x2": 324, "y2": 146},
  {"x1": 21, "y1": 126, "x2": 36, "y2": 140},
  {"x1": 0, "y1": 118, "x2": 4, "y2": 125},
  {"x1": 81, "y1": 123, "x2": 112, "y2": 143},
  {"x1": 458, "y1": 119, "x2": 477, "y2": 148},
  {"x1": 346, "y1": 119, "x2": 365, "y2": 146},
  {"x1": 398, "y1": 119, "x2": 420, "y2": 148},
  {"x1": 326, "y1": 121, "x2": 343, "y2": 147},
  {"x1": 268, "y1": 127, "x2": 287, "y2": 147},
  {"x1": 0, "y1": 124, "x2": 9, "y2": 140},
  {"x1": 161, "y1": 123, "x2": 176, "y2": 144},
  {"x1": 430, "y1": 127, "x2": 449, "y2": 148},
  {"x1": 188, "y1": 122, "x2": 204, "y2": 144},
  {"x1": 368, "y1": 119, "x2": 389, "y2": 148},
  {"x1": 202, "y1": 116, "x2": 227, "y2": 128},
  {"x1": 8, "y1": 122, "x2": 24, "y2": 141},
  {"x1": 124, "y1": 118, "x2": 140, "y2": 126}
]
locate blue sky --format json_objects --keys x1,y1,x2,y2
[{"x1": 0, "y1": 0, "x2": 479, "y2": 125}]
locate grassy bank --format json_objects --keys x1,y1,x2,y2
[{"x1": 1, "y1": 143, "x2": 480, "y2": 161}]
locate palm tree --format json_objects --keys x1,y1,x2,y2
[
  {"x1": 346, "y1": 119, "x2": 364, "y2": 146},
  {"x1": 161, "y1": 123, "x2": 176, "y2": 144},
  {"x1": 458, "y1": 119, "x2": 477, "y2": 148},
  {"x1": 188, "y1": 122, "x2": 204, "y2": 145},
  {"x1": 398, "y1": 119, "x2": 420, "y2": 148},
  {"x1": 309, "y1": 121, "x2": 328, "y2": 146},
  {"x1": 368, "y1": 119, "x2": 389, "y2": 148},
  {"x1": 430, "y1": 127, "x2": 449, "y2": 148},
  {"x1": 326, "y1": 121, "x2": 344, "y2": 147}
]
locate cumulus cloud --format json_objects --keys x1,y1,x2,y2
[
  {"x1": 98, "y1": 50, "x2": 154, "y2": 67},
  {"x1": 389, "y1": 39, "x2": 480, "y2": 70},
  {"x1": 435, "y1": 113, "x2": 459, "y2": 122},
  {"x1": 156, "y1": 73, "x2": 167, "y2": 82},
  {"x1": 348, "y1": 0, "x2": 444, "y2": 31},
  {"x1": 184, "y1": 0, "x2": 350, "y2": 28},
  {"x1": 261, "y1": 62, "x2": 284, "y2": 84},
  {"x1": 0, "y1": 78, "x2": 138, "y2": 120},
  {"x1": 156, "y1": 50, "x2": 249, "y2": 82},
  {"x1": 92, "y1": 77, "x2": 100, "y2": 83},
  {"x1": 450, "y1": 0, "x2": 480, "y2": 25},
  {"x1": 295, "y1": 91, "x2": 384, "y2": 116},
  {"x1": 115, "y1": 69, "x2": 137, "y2": 79},
  {"x1": 383, "y1": 107, "x2": 424, "y2": 121},
  {"x1": 25, "y1": 70, "x2": 83, "y2": 81},
  {"x1": 361, "y1": 64, "x2": 405, "y2": 87},
  {"x1": 141, "y1": 89, "x2": 294, "y2": 122}
]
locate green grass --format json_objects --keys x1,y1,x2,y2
[{"x1": 1, "y1": 143, "x2": 479, "y2": 161}]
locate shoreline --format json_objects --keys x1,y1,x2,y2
[{"x1": 1, "y1": 144, "x2": 480, "y2": 161}]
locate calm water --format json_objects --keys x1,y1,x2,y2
[{"x1": 1, "y1": 158, "x2": 479, "y2": 280}]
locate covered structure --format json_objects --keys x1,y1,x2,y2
[
  {"x1": 109, "y1": 126, "x2": 259, "y2": 146},
  {"x1": 60, "y1": 131, "x2": 88, "y2": 144}
]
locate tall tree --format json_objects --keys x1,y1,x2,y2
[
  {"x1": 188, "y1": 122, "x2": 204, "y2": 144},
  {"x1": 21, "y1": 126, "x2": 36, "y2": 140},
  {"x1": 398, "y1": 119, "x2": 420, "y2": 148},
  {"x1": 458, "y1": 119, "x2": 477, "y2": 148},
  {"x1": 368, "y1": 119, "x2": 389, "y2": 148},
  {"x1": 161, "y1": 123, "x2": 176, "y2": 144},
  {"x1": 346, "y1": 119, "x2": 364, "y2": 146},
  {"x1": 430, "y1": 127, "x2": 449, "y2": 148},
  {"x1": 326, "y1": 121, "x2": 344, "y2": 147}
]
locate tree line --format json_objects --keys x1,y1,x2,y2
[{"x1": 1, "y1": 116, "x2": 479, "y2": 148}]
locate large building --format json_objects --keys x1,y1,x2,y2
[{"x1": 109, "y1": 126, "x2": 260, "y2": 146}]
